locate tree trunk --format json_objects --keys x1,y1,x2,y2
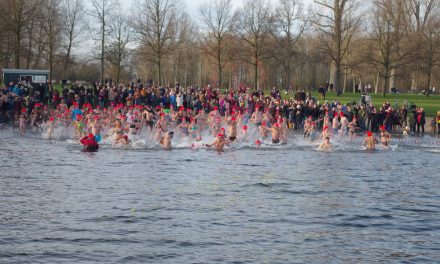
[
  {"x1": 15, "y1": 31, "x2": 21, "y2": 68},
  {"x1": 374, "y1": 72, "x2": 379, "y2": 94},
  {"x1": 335, "y1": 63, "x2": 341, "y2": 96},
  {"x1": 389, "y1": 68, "x2": 396, "y2": 93},
  {"x1": 217, "y1": 45, "x2": 222, "y2": 89},
  {"x1": 352, "y1": 73, "x2": 355, "y2": 94},
  {"x1": 254, "y1": 55, "x2": 258, "y2": 91},
  {"x1": 157, "y1": 54, "x2": 162, "y2": 85},
  {"x1": 383, "y1": 67, "x2": 389, "y2": 97},
  {"x1": 101, "y1": 18, "x2": 105, "y2": 84}
]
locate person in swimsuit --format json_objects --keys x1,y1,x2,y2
[
  {"x1": 160, "y1": 131, "x2": 173, "y2": 149},
  {"x1": 227, "y1": 116, "x2": 238, "y2": 141},
  {"x1": 318, "y1": 136, "x2": 332, "y2": 150},
  {"x1": 269, "y1": 123, "x2": 281, "y2": 144},
  {"x1": 251, "y1": 106, "x2": 263, "y2": 127},
  {"x1": 189, "y1": 118, "x2": 202, "y2": 141},
  {"x1": 259, "y1": 121, "x2": 269, "y2": 139},
  {"x1": 379, "y1": 125, "x2": 391, "y2": 148},
  {"x1": 206, "y1": 133, "x2": 229, "y2": 151},
  {"x1": 106, "y1": 120, "x2": 125, "y2": 147},
  {"x1": 364, "y1": 131, "x2": 376, "y2": 150},
  {"x1": 19, "y1": 114, "x2": 27, "y2": 135},
  {"x1": 178, "y1": 118, "x2": 190, "y2": 137}
]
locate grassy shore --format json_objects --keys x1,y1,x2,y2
[{"x1": 284, "y1": 91, "x2": 440, "y2": 117}]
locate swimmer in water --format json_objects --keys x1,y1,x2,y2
[
  {"x1": 19, "y1": 114, "x2": 27, "y2": 135},
  {"x1": 363, "y1": 131, "x2": 377, "y2": 150},
  {"x1": 259, "y1": 121, "x2": 269, "y2": 139},
  {"x1": 318, "y1": 136, "x2": 332, "y2": 150},
  {"x1": 379, "y1": 125, "x2": 391, "y2": 148},
  {"x1": 206, "y1": 133, "x2": 229, "y2": 151},
  {"x1": 240, "y1": 125, "x2": 249, "y2": 142},
  {"x1": 80, "y1": 133, "x2": 99, "y2": 152},
  {"x1": 255, "y1": 139, "x2": 262, "y2": 147},
  {"x1": 47, "y1": 117, "x2": 55, "y2": 139},
  {"x1": 160, "y1": 131, "x2": 174, "y2": 149},
  {"x1": 347, "y1": 117, "x2": 359, "y2": 141},
  {"x1": 251, "y1": 106, "x2": 263, "y2": 127},
  {"x1": 269, "y1": 123, "x2": 282, "y2": 144},
  {"x1": 227, "y1": 116, "x2": 238, "y2": 141},
  {"x1": 89, "y1": 116, "x2": 103, "y2": 142}
]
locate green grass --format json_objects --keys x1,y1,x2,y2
[{"x1": 284, "y1": 91, "x2": 440, "y2": 117}]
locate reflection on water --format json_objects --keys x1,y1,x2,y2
[{"x1": 1, "y1": 130, "x2": 440, "y2": 263}]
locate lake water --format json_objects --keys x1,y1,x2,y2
[{"x1": 1, "y1": 130, "x2": 440, "y2": 263}]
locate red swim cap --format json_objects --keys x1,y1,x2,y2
[
  {"x1": 380, "y1": 125, "x2": 385, "y2": 130},
  {"x1": 367, "y1": 131, "x2": 373, "y2": 137},
  {"x1": 243, "y1": 125, "x2": 248, "y2": 130},
  {"x1": 49, "y1": 117, "x2": 54, "y2": 121},
  {"x1": 274, "y1": 123, "x2": 280, "y2": 128},
  {"x1": 88, "y1": 133, "x2": 94, "y2": 138},
  {"x1": 217, "y1": 133, "x2": 224, "y2": 138},
  {"x1": 255, "y1": 140, "x2": 261, "y2": 145},
  {"x1": 221, "y1": 127, "x2": 225, "y2": 131}
]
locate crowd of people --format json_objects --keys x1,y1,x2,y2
[{"x1": 1, "y1": 80, "x2": 439, "y2": 152}]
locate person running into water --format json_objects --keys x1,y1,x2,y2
[
  {"x1": 206, "y1": 133, "x2": 229, "y2": 151},
  {"x1": 269, "y1": 123, "x2": 282, "y2": 144},
  {"x1": 227, "y1": 116, "x2": 238, "y2": 141},
  {"x1": 379, "y1": 125, "x2": 391, "y2": 148},
  {"x1": 160, "y1": 131, "x2": 174, "y2": 149},
  {"x1": 89, "y1": 116, "x2": 103, "y2": 142},
  {"x1": 80, "y1": 133, "x2": 99, "y2": 152},
  {"x1": 318, "y1": 136, "x2": 332, "y2": 150},
  {"x1": 363, "y1": 131, "x2": 376, "y2": 150}
]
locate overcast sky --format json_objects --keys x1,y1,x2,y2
[{"x1": 118, "y1": 0, "x2": 244, "y2": 17}]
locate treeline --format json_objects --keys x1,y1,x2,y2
[{"x1": 1, "y1": 0, "x2": 440, "y2": 96}]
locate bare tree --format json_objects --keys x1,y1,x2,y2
[
  {"x1": 271, "y1": 0, "x2": 307, "y2": 89},
  {"x1": 368, "y1": 0, "x2": 410, "y2": 97},
  {"x1": 199, "y1": 0, "x2": 235, "y2": 89},
  {"x1": 407, "y1": 0, "x2": 438, "y2": 91},
  {"x1": 2, "y1": 0, "x2": 41, "y2": 68},
  {"x1": 238, "y1": 0, "x2": 271, "y2": 91},
  {"x1": 89, "y1": 0, "x2": 117, "y2": 84},
  {"x1": 422, "y1": 17, "x2": 440, "y2": 90},
  {"x1": 105, "y1": 11, "x2": 132, "y2": 84},
  {"x1": 312, "y1": 0, "x2": 360, "y2": 95},
  {"x1": 61, "y1": 0, "x2": 85, "y2": 79},
  {"x1": 133, "y1": 0, "x2": 181, "y2": 85},
  {"x1": 41, "y1": 0, "x2": 62, "y2": 81}
]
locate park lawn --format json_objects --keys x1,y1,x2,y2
[{"x1": 283, "y1": 91, "x2": 440, "y2": 117}]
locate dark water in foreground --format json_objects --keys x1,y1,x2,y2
[{"x1": 1, "y1": 131, "x2": 440, "y2": 263}]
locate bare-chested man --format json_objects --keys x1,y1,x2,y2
[
  {"x1": 227, "y1": 116, "x2": 238, "y2": 141},
  {"x1": 206, "y1": 133, "x2": 229, "y2": 151},
  {"x1": 269, "y1": 123, "x2": 282, "y2": 144},
  {"x1": 251, "y1": 107, "x2": 263, "y2": 126}
]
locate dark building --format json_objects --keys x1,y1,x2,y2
[{"x1": 2, "y1": 69, "x2": 49, "y2": 86}]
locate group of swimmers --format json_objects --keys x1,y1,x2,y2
[{"x1": 7, "y1": 97, "x2": 407, "y2": 152}]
